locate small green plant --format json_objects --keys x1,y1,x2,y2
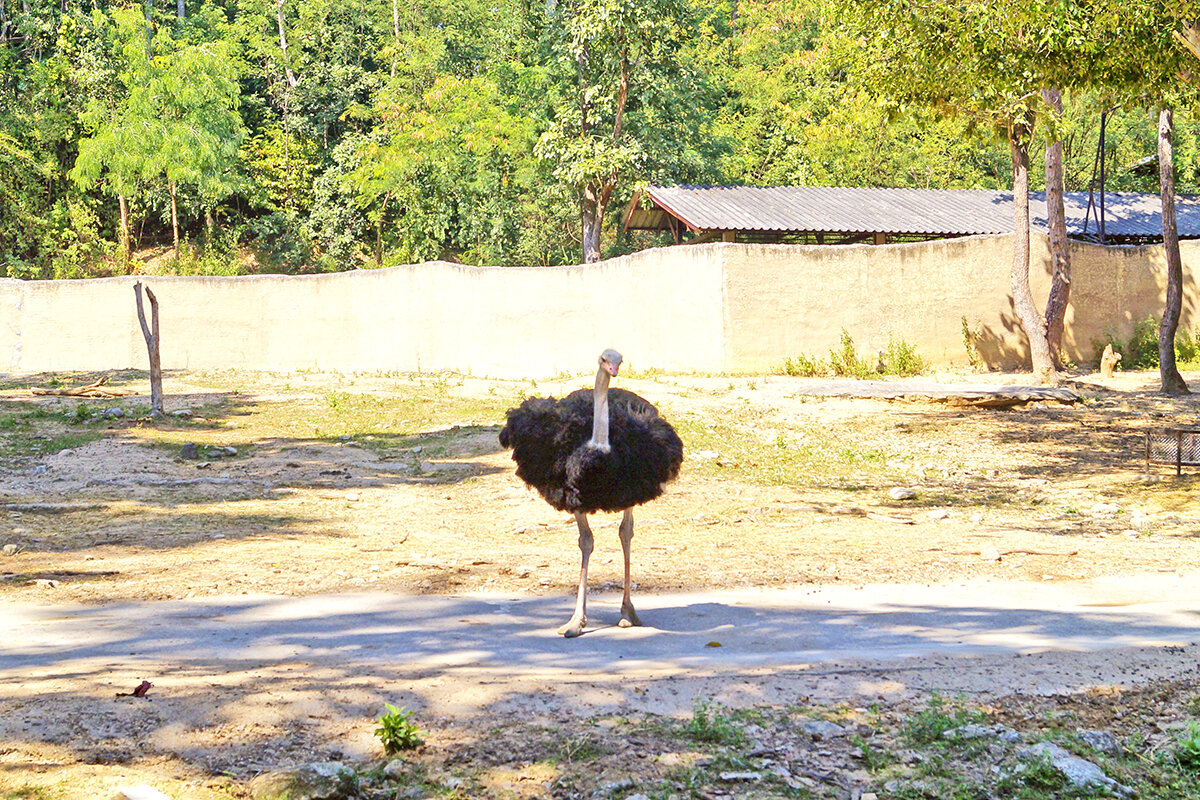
[
  {"x1": 903, "y1": 693, "x2": 988, "y2": 745},
  {"x1": 850, "y1": 734, "x2": 896, "y2": 771},
  {"x1": 962, "y1": 316, "x2": 984, "y2": 371},
  {"x1": 880, "y1": 335, "x2": 928, "y2": 376},
  {"x1": 375, "y1": 704, "x2": 425, "y2": 754},
  {"x1": 72, "y1": 403, "x2": 96, "y2": 423},
  {"x1": 686, "y1": 698, "x2": 745, "y2": 746},
  {"x1": 828, "y1": 329, "x2": 877, "y2": 378},
  {"x1": 998, "y1": 752, "x2": 1069, "y2": 795},
  {"x1": 556, "y1": 732, "x2": 606, "y2": 763},
  {"x1": 1173, "y1": 720, "x2": 1200, "y2": 770}
]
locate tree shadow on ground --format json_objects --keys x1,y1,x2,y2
[
  {"x1": 0, "y1": 383, "x2": 511, "y2": 559},
  {"x1": 2, "y1": 587, "x2": 1198, "y2": 780}
]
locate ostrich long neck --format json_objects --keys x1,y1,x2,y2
[{"x1": 590, "y1": 365, "x2": 611, "y2": 450}]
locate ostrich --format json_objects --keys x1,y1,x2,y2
[{"x1": 499, "y1": 349, "x2": 684, "y2": 637}]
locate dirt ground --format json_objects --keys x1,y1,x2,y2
[{"x1": 3, "y1": 366, "x2": 1200, "y2": 798}]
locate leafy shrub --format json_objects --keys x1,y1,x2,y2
[
  {"x1": 171, "y1": 231, "x2": 247, "y2": 276},
  {"x1": 246, "y1": 210, "x2": 313, "y2": 273},
  {"x1": 1099, "y1": 316, "x2": 1200, "y2": 370},
  {"x1": 778, "y1": 333, "x2": 928, "y2": 378},
  {"x1": 375, "y1": 704, "x2": 425, "y2": 754},
  {"x1": 1106, "y1": 316, "x2": 1160, "y2": 369},
  {"x1": 779, "y1": 353, "x2": 822, "y2": 376},
  {"x1": 1177, "y1": 328, "x2": 1200, "y2": 368}
]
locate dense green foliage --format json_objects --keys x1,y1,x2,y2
[{"x1": 3, "y1": 0, "x2": 1200, "y2": 276}]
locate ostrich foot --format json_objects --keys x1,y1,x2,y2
[
  {"x1": 618, "y1": 601, "x2": 642, "y2": 628},
  {"x1": 557, "y1": 615, "x2": 587, "y2": 638}
]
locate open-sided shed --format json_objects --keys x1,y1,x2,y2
[{"x1": 624, "y1": 184, "x2": 1200, "y2": 245}]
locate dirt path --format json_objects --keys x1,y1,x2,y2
[{"x1": 3, "y1": 367, "x2": 1200, "y2": 798}]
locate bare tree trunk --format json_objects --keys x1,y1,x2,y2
[
  {"x1": 1158, "y1": 106, "x2": 1190, "y2": 396},
  {"x1": 276, "y1": 0, "x2": 298, "y2": 89},
  {"x1": 1042, "y1": 87, "x2": 1071, "y2": 368},
  {"x1": 1010, "y1": 119, "x2": 1057, "y2": 385},
  {"x1": 118, "y1": 194, "x2": 130, "y2": 267},
  {"x1": 134, "y1": 282, "x2": 164, "y2": 417},
  {"x1": 168, "y1": 177, "x2": 179, "y2": 256},
  {"x1": 143, "y1": 0, "x2": 153, "y2": 56},
  {"x1": 375, "y1": 192, "x2": 390, "y2": 266},
  {"x1": 578, "y1": 44, "x2": 628, "y2": 265},
  {"x1": 390, "y1": 0, "x2": 400, "y2": 77},
  {"x1": 177, "y1": 0, "x2": 184, "y2": 19},
  {"x1": 582, "y1": 185, "x2": 603, "y2": 263}
]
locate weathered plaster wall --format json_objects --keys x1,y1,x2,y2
[
  {"x1": 719, "y1": 234, "x2": 1200, "y2": 372},
  {"x1": 0, "y1": 235, "x2": 1193, "y2": 377},
  {"x1": 0, "y1": 245, "x2": 727, "y2": 378}
]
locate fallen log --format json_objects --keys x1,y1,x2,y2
[{"x1": 30, "y1": 376, "x2": 139, "y2": 398}]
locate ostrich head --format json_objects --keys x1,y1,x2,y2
[{"x1": 599, "y1": 349, "x2": 623, "y2": 377}]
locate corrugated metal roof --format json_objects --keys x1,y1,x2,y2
[{"x1": 624, "y1": 185, "x2": 1200, "y2": 239}]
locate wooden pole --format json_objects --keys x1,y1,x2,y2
[{"x1": 134, "y1": 282, "x2": 163, "y2": 417}]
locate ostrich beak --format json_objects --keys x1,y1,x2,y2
[{"x1": 604, "y1": 361, "x2": 621, "y2": 377}]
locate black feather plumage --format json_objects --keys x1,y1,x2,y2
[{"x1": 500, "y1": 387, "x2": 683, "y2": 514}]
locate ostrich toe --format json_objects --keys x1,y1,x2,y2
[{"x1": 558, "y1": 615, "x2": 587, "y2": 638}]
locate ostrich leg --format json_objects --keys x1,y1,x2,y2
[
  {"x1": 618, "y1": 508, "x2": 642, "y2": 628},
  {"x1": 559, "y1": 513, "x2": 594, "y2": 637}
]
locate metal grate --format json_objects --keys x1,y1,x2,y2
[{"x1": 1145, "y1": 428, "x2": 1200, "y2": 474}]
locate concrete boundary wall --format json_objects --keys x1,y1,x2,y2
[
  {"x1": 0, "y1": 235, "x2": 1194, "y2": 377},
  {"x1": 0, "y1": 246, "x2": 727, "y2": 378}
]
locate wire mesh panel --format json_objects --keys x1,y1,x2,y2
[{"x1": 1145, "y1": 428, "x2": 1200, "y2": 474}]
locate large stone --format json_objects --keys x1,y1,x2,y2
[
  {"x1": 1018, "y1": 742, "x2": 1132, "y2": 797},
  {"x1": 248, "y1": 762, "x2": 359, "y2": 800},
  {"x1": 942, "y1": 723, "x2": 1019, "y2": 742},
  {"x1": 1078, "y1": 729, "x2": 1122, "y2": 754},
  {"x1": 800, "y1": 719, "x2": 845, "y2": 740}
]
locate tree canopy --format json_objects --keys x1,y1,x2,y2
[{"x1": 4, "y1": 0, "x2": 1200, "y2": 276}]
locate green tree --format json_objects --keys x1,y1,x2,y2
[
  {"x1": 0, "y1": 5, "x2": 121, "y2": 277},
  {"x1": 536, "y1": 0, "x2": 713, "y2": 263},
  {"x1": 72, "y1": 8, "x2": 247, "y2": 257},
  {"x1": 351, "y1": 70, "x2": 540, "y2": 265},
  {"x1": 838, "y1": 0, "x2": 1110, "y2": 384},
  {"x1": 1080, "y1": 5, "x2": 1197, "y2": 393},
  {"x1": 714, "y1": 1, "x2": 1008, "y2": 191}
]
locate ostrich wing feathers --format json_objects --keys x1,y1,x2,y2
[{"x1": 500, "y1": 388, "x2": 683, "y2": 514}]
